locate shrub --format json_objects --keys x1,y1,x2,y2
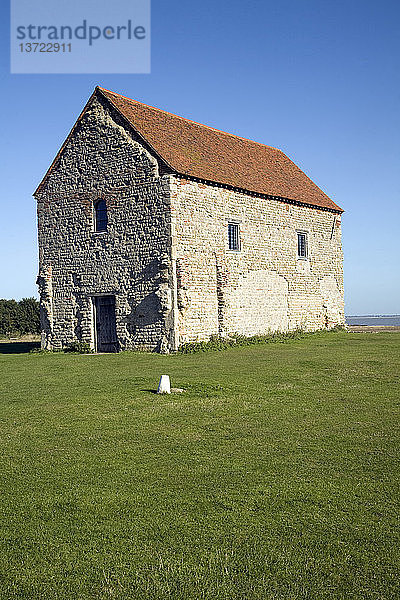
[
  {"x1": 178, "y1": 329, "x2": 308, "y2": 354},
  {"x1": 64, "y1": 341, "x2": 93, "y2": 354},
  {"x1": 17, "y1": 298, "x2": 40, "y2": 335},
  {"x1": 0, "y1": 298, "x2": 40, "y2": 337},
  {"x1": 29, "y1": 348, "x2": 53, "y2": 354}
]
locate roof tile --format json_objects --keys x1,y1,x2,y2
[{"x1": 99, "y1": 87, "x2": 342, "y2": 212}]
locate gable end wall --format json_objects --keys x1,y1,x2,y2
[{"x1": 35, "y1": 96, "x2": 177, "y2": 352}]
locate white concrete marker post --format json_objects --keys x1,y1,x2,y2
[{"x1": 157, "y1": 375, "x2": 171, "y2": 394}]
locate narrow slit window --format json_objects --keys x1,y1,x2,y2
[
  {"x1": 94, "y1": 199, "x2": 107, "y2": 232},
  {"x1": 228, "y1": 223, "x2": 240, "y2": 251},
  {"x1": 297, "y1": 232, "x2": 308, "y2": 258}
]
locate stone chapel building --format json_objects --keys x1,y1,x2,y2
[{"x1": 35, "y1": 86, "x2": 344, "y2": 352}]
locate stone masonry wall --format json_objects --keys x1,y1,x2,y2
[
  {"x1": 36, "y1": 92, "x2": 344, "y2": 352},
  {"x1": 169, "y1": 176, "x2": 344, "y2": 343},
  {"x1": 36, "y1": 95, "x2": 176, "y2": 351}
]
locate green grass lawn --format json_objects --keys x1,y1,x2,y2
[{"x1": 0, "y1": 331, "x2": 399, "y2": 599}]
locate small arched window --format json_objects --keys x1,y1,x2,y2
[{"x1": 94, "y1": 199, "x2": 107, "y2": 232}]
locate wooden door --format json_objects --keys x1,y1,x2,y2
[{"x1": 94, "y1": 296, "x2": 118, "y2": 352}]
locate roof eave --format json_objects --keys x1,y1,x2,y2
[{"x1": 171, "y1": 172, "x2": 344, "y2": 213}]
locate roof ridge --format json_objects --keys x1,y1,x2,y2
[{"x1": 97, "y1": 86, "x2": 282, "y2": 153}]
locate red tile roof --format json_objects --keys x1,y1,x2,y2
[
  {"x1": 35, "y1": 87, "x2": 342, "y2": 213},
  {"x1": 98, "y1": 87, "x2": 343, "y2": 212}
]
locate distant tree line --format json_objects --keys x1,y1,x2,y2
[{"x1": 0, "y1": 298, "x2": 40, "y2": 337}]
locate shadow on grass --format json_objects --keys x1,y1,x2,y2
[{"x1": 0, "y1": 341, "x2": 40, "y2": 354}]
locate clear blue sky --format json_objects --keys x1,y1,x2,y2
[{"x1": 1, "y1": 0, "x2": 399, "y2": 314}]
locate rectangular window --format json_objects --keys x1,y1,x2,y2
[
  {"x1": 94, "y1": 199, "x2": 107, "y2": 232},
  {"x1": 297, "y1": 231, "x2": 308, "y2": 259},
  {"x1": 228, "y1": 222, "x2": 240, "y2": 251}
]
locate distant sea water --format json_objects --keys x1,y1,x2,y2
[{"x1": 345, "y1": 315, "x2": 400, "y2": 326}]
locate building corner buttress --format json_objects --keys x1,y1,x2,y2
[
  {"x1": 36, "y1": 265, "x2": 53, "y2": 349},
  {"x1": 156, "y1": 175, "x2": 179, "y2": 353},
  {"x1": 166, "y1": 175, "x2": 179, "y2": 352}
]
